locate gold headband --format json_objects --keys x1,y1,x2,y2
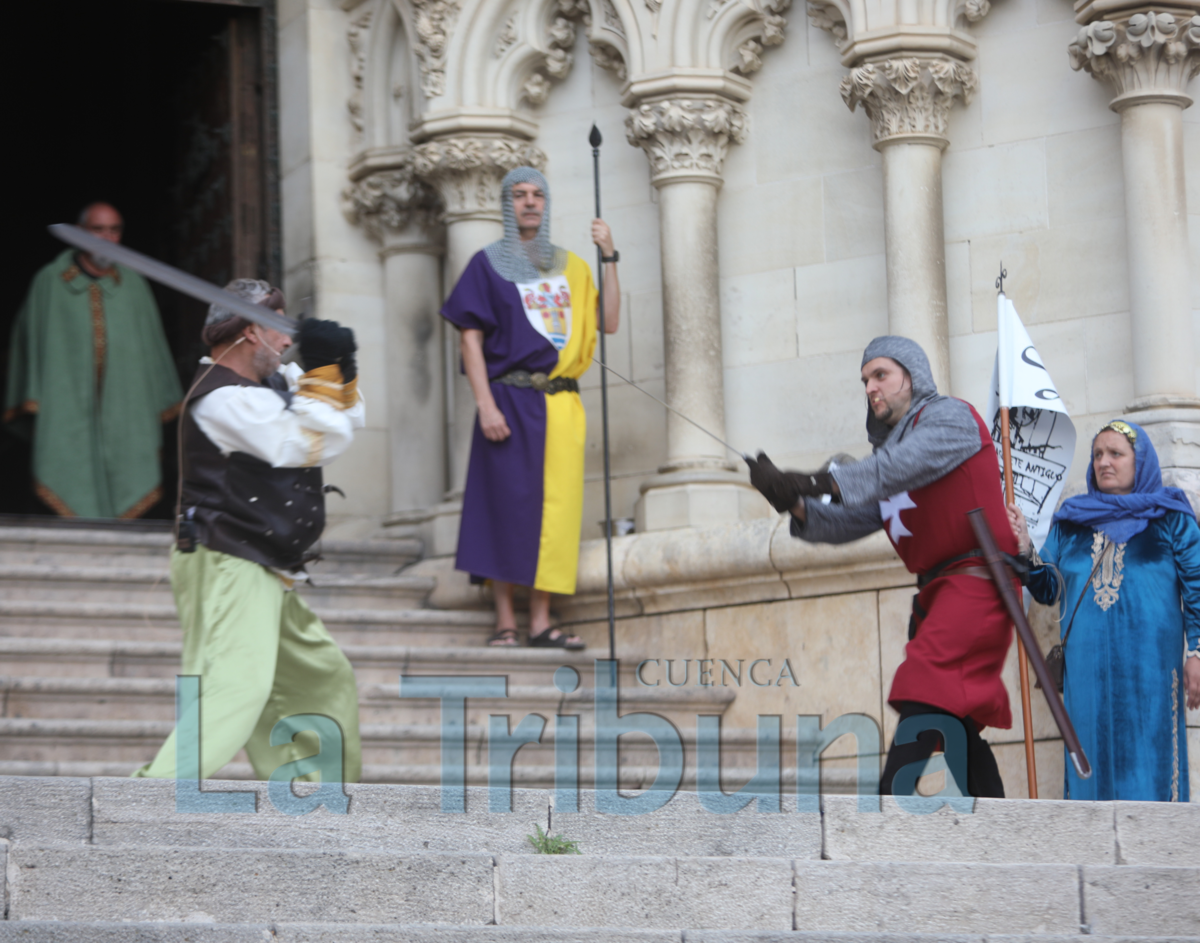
[{"x1": 1098, "y1": 420, "x2": 1137, "y2": 446}]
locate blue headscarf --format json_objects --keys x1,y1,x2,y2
[{"x1": 1053, "y1": 420, "x2": 1196, "y2": 543}]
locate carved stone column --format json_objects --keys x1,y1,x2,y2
[
  {"x1": 342, "y1": 155, "x2": 445, "y2": 518},
  {"x1": 626, "y1": 96, "x2": 766, "y2": 531},
  {"x1": 409, "y1": 135, "x2": 547, "y2": 548},
  {"x1": 1070, "y1": 10, "x2": 1200, "y2": 500},
  {"x1": 842, "y1": 57, "x2": 977, "y2": 392}
]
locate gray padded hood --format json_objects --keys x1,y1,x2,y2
[{"x1": 861, "y1": 335, "x2": 941, "y2": 449}]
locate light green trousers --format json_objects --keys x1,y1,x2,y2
[{"x1": 133, "y1": 544, "x2": 362, "y2": 782}]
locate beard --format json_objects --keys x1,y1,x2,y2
[{"x1": 251, "y1": 343, "x2": 281, "y2": 379}]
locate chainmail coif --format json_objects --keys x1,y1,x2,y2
[{"x1": 484, "y1": 166, "x2": 567, "y2": 282}]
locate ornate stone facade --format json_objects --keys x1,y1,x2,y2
[
  {"x1": 840, "y1": 56, "x2": 977, "y2": 147},
  {"x1": 347, "y1": 6, "x2": 374, "y2": 140},
  {"x1": 411, "y1": 0, "x2": 462, "y2": 99},
  {"x1": 411, "y1": 135, "x2": 546, "y2": 221},
  {"x1": 732, "y1": 1, "x2": 791, "y2": 76},
  {"x1": 521, "y1": 3, "x2": 586, "y2": 106},
  {"x1": 273, "y1": 0, "x2": 1200, "y2": 803},
  {"x1": 589, "y1": 39, "x2": 627, "y2": 80},
  {"x1": 1069, "y1": 12, "x2": 1200, "y2": 106},
  {"x1": 341, "y1": 160, "x2": 443, "y2": 243},
  {"x1": 624, "y1": 97, "x2": 749, "y2": 185}
]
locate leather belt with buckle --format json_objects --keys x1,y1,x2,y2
[{"x1": 494, "y1": 371, "x2": 580, "y2": 394}]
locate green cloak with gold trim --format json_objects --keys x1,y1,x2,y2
[{"x1": 5, "y1": 249, "x2": 182, "y2": 518}]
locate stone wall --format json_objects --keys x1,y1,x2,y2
[{"x1": 412, "y1": 517, "x2": 1200, "y2": 801}]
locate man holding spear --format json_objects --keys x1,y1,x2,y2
[
  {"x1": 747, "y1": 336, "x2": 1017, "y2": 797},
  {"x1": 441, "y1": 166, "x2": 620, "y2": 648}
]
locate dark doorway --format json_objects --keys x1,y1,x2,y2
[{"x1": 1, "y1": 0, "x2": 279, "y2": 518}]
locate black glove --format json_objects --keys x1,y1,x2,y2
[
  {"x1": 745, "y1": 451, "x2": 835, "y2": 513},
  {"x1": 298, "y1": 318, "x2": 357, "y2": 382}
]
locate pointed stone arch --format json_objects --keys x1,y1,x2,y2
[
  {"x1": 348, "y1": 0, "x2": 425, "y2": 153},
  {"x1": 584, "y1": 0, "x2": 792, "y2": 84}
]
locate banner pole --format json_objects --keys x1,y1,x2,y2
[{"x1": 999, "y1": 300, "x2": 1039, "y2": 800}]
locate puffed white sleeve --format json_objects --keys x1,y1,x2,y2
[{"x1": 190, "y1": 363, "x2": 365, "y2": 468}]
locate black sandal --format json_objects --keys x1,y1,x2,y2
[
  {"x1": 528, "y1": 628, "x2": 585, "y2": 650},
  {"x1": 487, "y1": 628, "x2": 520, "y2": 647}
]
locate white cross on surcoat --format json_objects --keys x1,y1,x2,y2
[{"x1": 879, "y1": 491, "x2": 917, "y2": 542}]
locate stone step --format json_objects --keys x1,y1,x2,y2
[
  {"x1": 2, "y1": 843, "x2": 1194, "y2": 935},
  {"x1": 0, "y1": 759, "x2": 826, "y2": 792},
  {"x1": 0, "y1": 563, "x2": 435, "y2": 610},
  {"x1": 0, "y1": 685, "x2": 752, "y2": 771},
  {"x1": 5, "y1": 777, "x2": 1196, "y2": 865},
  {"x1": 0, "y1": 601, "x2": 498, "y2": 646},
  {"x1": 0, "y1": 525, "x2": 422, "y2": 573},
  {"x1": 0, "y1": 674, "x2": 736, "y2": 729},
  {"x1": 0, "y1": 928, "x2": 1190, "y2": 943},
  {"x1": 0, "y1": 638, "x2": 647, "y2": 686},
  {"x1": 2, "y1": 778, "x2": 1194, "y2": 936},
  {"x1": 0, "y1": 524, "x2": 422, "y2": 569},
  {"x1": 0, "y1": 759, "x2": 852, "y2": 793}
]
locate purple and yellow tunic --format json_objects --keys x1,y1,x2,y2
[{"x1": 442, "y1": 250, "x2": 597, "y2": 594}]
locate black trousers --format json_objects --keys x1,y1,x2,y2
[{"x1": 879, "y1": 701, "x2": 1005, "y2": 799}]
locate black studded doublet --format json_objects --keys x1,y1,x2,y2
[{"x1": 180, "y1": 364, "x2": 325, "y2": 570}]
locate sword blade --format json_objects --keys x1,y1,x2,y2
[
  {"x1": 49, "y1": 224, "x2": 297, "y2": 336},
  {"x1": 591, "y1": 357, "x2": 748, "y2": 460}
]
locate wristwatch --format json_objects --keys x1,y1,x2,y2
[{"x1": 601, "y1": 250, "x2": 620, "y2": 263}]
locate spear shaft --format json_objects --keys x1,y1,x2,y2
[{"x1": 590, "y1": 124, "x2": 617, "y2": 663}]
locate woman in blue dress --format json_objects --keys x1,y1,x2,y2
[{"x1": 1009, "y1": 420, "x2": 1200, "y2": 801}]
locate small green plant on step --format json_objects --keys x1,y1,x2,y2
[{"x1": 527, "y1": 823, "x2": 581, "y2": 854}]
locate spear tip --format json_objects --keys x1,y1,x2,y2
[{"x1": 589, "y1": 124, "x2": 602, "y2": 148}]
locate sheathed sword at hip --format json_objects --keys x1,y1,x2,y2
[
  {"x1": 967, "y1": 507, "x2": 1092, "y2": 780},
  {"x1": 49, "y1": 223, "x2": 297, "y2": 336}
]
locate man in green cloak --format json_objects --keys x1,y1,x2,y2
[{"x1": 4, "y1": 203, "x2": 182, "y2": 518}]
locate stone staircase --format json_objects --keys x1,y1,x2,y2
[
  {"x1": 2, "y1": 522, "x2": 1197, "y2": 940},
  {"x1": 1, "y1": 775, "x2": 1195, "y2": 940},
  {"x1": 0, "y1": 522, "x2": 745, "y2": 787}
]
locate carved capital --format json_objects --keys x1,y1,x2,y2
[
  {"x1": 411, "y1": 135, "x2": 547, "y2": 222},
  {"x1": 1069, "y1": 12, "x2": 1200, "y2": 109},
  {"x1": 624, "y1": 97, "x2": 748, "y2": 186},
  {"x1": 840, "y1": 56, "x2": 977, "y2": 148},
  {"x1": 342, "y1": 159, "x2": 444, "y2": 246}
]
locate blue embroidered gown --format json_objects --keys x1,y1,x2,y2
[{"x1": 1028, "y1": 511, "x2": 1200, "y2": 801}]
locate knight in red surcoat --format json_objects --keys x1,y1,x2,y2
[{"x1": 746, "y1": 336, "x2": 1016, "y2": 798}]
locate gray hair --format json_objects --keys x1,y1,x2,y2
[
  {"x1": 202, "y1": 279, "x2": 285, "y2": 347},
  {"x1": 483, "y1": 166, "x2": 566, "y2": 282}
]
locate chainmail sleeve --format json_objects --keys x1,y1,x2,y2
[
  {"x1": 791, "y1": 499, "x2": 883, "y2": 544},
  {"x1": 832, "y1": 397, "x2": 982, "y2": 506}
]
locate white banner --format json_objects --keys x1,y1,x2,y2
[{"x1": 986, "y1": 294, "x2": 1077, "y2": 550}]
